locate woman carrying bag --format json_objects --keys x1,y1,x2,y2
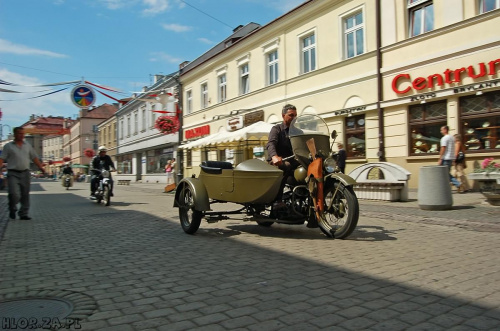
[{"x1": 454, "y1": 134, "x2": 470, "y2": 193}]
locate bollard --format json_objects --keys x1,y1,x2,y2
[{"x1": 418, "y1": 165, "x2": 453, "y2": 210}]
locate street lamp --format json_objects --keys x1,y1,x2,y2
[
  {"x1": 92, "y1": 125, "x2": 98, "y2": 152},
  {"x1": 0, "y1": 124, "x2": 12, "y2": 152}
]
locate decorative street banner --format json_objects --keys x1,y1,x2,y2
[{"x1": 71, "y1": 84, "x2": 96, "y2": 108}]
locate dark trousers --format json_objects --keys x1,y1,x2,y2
[
  {"x1": 91, "y1": 175, "x2": 113, "y2": 194},
  {"x1": 8, "y1": 170, "x2": 31, "y2": 217}
]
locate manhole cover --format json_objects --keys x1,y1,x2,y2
[{"x1": 0, "y1": 298, "x2": 73, "y2": 319}]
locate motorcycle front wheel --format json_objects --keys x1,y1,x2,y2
[
  {"x1": 320, "y1": 182, "x2": 359, "y2": 239},
  {"x1": 179, "y1": 185, "x2": 202, "y2": 234},
  {"x1": 103, "y1": 186, "x2": 111, "y2": 206}
]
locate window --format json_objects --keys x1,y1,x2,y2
[
  {"x1": 301, "y1": 33, "x2": 316, "y2": 73},
  {"x1": 186, "y1": 90, "x2": 192, "y2": 114},
  {"x1": 460, "y1": 91, "x2": 500, "y2": 152},
  {"x1": 240, "y1": 64, "x2": 249, "y2": 95},
  {"x1": 409, "y1": 0, "x2": 434, "y2": 37},
  {"x1": 409, "y1": 101, "x2": 447, "y2": 155},
  {"x1": 134, "y1": 112, "x2": 138, "y2": 135},
  {"x1": 117, "y1": 154, "x2": 133, "y2": 174},
  {"x1": 345, "y1": 12, "x2": 364, "y2": 59},
  {"x1": 345, "y1": 114, "x2": 366, "y2": 158},
  {"x1": 146, "y1": 148, "x2": 172, "y2": 174},
  {"x1": 113, "y1": 123, "x2": 116, "y2": 142},
  {"x1": 186, "y1": 150, "x2": 192, "y2": 167},
  {"x1": 108, "y1": 125, "x2": 111, "y2": 142},
  {"x1": 151, "y1": 104, "x2": 156, "y2": 126},
  {"x1": 127, "y1": 116, "x2": 131, "y2": 137},
  {"x1": 218, "y1": 74, "x2": 227, "y2": 103},
  {"x1": 142, "y1": 108, "x2": 146, "y2": 131},
  {"x1": 267, "y1": 50, "x2": 279, "y2": 85},
  {"x1": 120, "y1": 120, "x2": 124, "y2": 139},
  {"x1": 201, "y1": 83, "x2": 208, "y2": 109},
  {"x1": 479, "y1": 0, "x2": 499, "y2": 13}
]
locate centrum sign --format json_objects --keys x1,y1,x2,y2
[{"x1": 392, "y1": 58, "x2": 500, "y2": 94}]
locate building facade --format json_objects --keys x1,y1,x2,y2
[
  {"x1": 115, "y1": 74, "x2": 180, "y2": 184},
  {"x1": 179, "y1": 0, "x2": 500, "y2": 188}
]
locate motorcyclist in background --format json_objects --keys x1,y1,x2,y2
[
  {"x1": 90, "y1": 146, "x2": 116, "y2": 200},
  {"x1": 62, "y1": 163, "x2": 74, "y2": 176}
]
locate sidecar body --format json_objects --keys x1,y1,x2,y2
[{"x1": 197, "y1": 159, "x2": 282, "y2": 204}]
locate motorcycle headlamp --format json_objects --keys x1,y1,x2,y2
[
  {"x1": 102, "y1": 170, "x2": 111, "y2": 178},
  {"x1": 324, "y1": 157, "x2": 337, "y2": 173},
  {"x1": 294, "y1": 166, "x2": 308, "y2": 183}
]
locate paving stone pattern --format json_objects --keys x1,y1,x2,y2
[{"x1": 0, "y1": 180, "x2": 499, "y2": 330}]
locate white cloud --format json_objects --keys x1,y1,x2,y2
[
  {"x1": 161, "y1": 23, "x2": 192, "y2": 32},
  {"x1": 149, "y1": 52, "x2": 183, "y2": 64},
  {"x1": 142, "y1": 0, "x2": 170, "y2": 15},
  {"x1": 0, "y1": 39, "x2": 68, "y2": 58},
  {"x1": 198, "y1": 38, "x2": 214, "y2": 45}
]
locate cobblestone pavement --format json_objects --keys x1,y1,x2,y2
[{"x1": 0, "y1": 180, "x2": 499, "y2": 330}]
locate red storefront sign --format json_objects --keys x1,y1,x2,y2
[
  {"x1": 185, "y1": 125, "x2": 210, "y2": 139},
  {"x1": 392, "y1": 58, "x2": 500, "y2": 94}
]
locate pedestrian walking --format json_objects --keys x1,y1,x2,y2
[
  {"x1": 165, "y1": 159, "x2": 173, "y2": 185},
  {"x1": 337, "y1": 142, "x2": 347, "y2": 174},
  {"x1": 454, "y1": 134, "x2": 470, "y2": 192},
  {"x1": 0, "y1": 127, "x2": 46, "y2": 220},
  {"x1": 438, "y1": 125, "x2": 462, "y2": 192}
]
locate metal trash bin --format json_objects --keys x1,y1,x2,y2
[{"x1": 418, "y1": 165, "x2": 453, "y2": 210}]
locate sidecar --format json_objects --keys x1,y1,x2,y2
[{"x1": 176, "y1": 158, "x2": 282, "y2": 208}]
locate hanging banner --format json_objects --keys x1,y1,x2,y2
[{"x1": 71, "y1": 84, "x2": 96, "y2": 108}]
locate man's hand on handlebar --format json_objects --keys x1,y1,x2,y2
[{"x1": 271, "y1": 155, "x2": 283, "y2": 166}]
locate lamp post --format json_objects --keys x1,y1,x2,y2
[
  {"x1": 0, "y1": 124, "x2": 12, "y2": 153},
  {"x1": 92, "y1": 125, "x2": 98, "y2": 152}
]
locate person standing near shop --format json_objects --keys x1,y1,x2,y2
[
  {"x1": 438, "y1": 125, "x2": 462, "y2": 192},
  {"x1": 165, "y1": 159, "x2": 173, "y2": 185},
  {"x1": 0, "y1": 127, "x2": 46, "y2": 220},
  {"x1": 337, "y1": 142, "x2": 347, "y2": 174},
  {"x1": 454, "y1": 134, "x2": 470, "y2": 193}
]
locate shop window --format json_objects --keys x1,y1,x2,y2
[
  {"x1": 344, "y1": 11, "x2": 364, "y2": 59},
  {"x1": 146, "y1": 148, "x2": 172, "y2": 174},
  {"x1": 345, "y1": 114, "x2": 366, "y2": 158},
  {"x1": 461, "y1": 91, "x2": 500, "y2": 151},
  {"x1": 409, "y1": 101, "x2": 447, "y2": 155},
  {"x1": 408, "y1": 0, "x2": 434, "y2": 37},
  {"x1": 117, "y1": 154, "x2": 133, "y2": 174},
  {"x1": 479, "y1": 0, "x2": 499, "y2": 13}
]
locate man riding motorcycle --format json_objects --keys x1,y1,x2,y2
[
  {"x1": 90, "y1": 146, "x2": 116, "y2": 200},
  {"x1": 62, "y1": 163, "x2": 74, "y2": 176}
]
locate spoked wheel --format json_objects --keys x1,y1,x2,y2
[
  {"x1": 179, "y1": 186, "x2": 202, "y2": 234},
  {"x1": 319, "y1": 182, "x2": 359, "y2": 239},
  {"x1": 96, "y1": 191, "x2": 102, "y2": 204},
  {"x1": 103, "y1": 186, "x2": 111, "y2": 206}
]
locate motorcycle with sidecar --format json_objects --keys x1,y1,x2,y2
[{"x1": 174, "y1": 114, "x2": 359, "y2": 239}]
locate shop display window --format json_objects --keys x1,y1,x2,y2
[
  {"x1": 460, "y1": 91, "x2": 500, "y2": 151},
  {"x1": 409, "y1": 101, "x2": 446, "y2": 155},
  {"x1": 117, "y1": 154, "x2": 133, "y2": 174},
  {"x1": 147, "y1": 148, "x2": 172, "y2": 173},
  {"x1": 345, "y1": 114, "x2": 366, "y2": 158}
]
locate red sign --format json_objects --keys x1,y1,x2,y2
[
  {"x1": 392, "y1": 58, "x2": 500, "y2": 94},
  {"x1": 185, "y1": 125, "x2": 210, "y2": 139}
]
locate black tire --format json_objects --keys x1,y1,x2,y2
[
  {"x1": 257, "y1": 221, "x2": 274, "y2": 227},
  {"x1": 179, "y1": 185, "x2": 202, "y2": 234},
  {"x1": 66, "y1": 186, "x2": 69, "y2": 190},
  {"x1": 319, "y1": 182, "x2": 359, "y2": 239},
  {"x1": 103, "y1": 186, "x2": 111, "y2": 206},
  {"x1": 96, "y1": 192, "x2": 102, "y2": 204}
]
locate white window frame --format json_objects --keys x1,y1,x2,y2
[
  {"x1": 201, "y1": 82, "x2": 208, "y2": 109},
  {"x1": 298, "y1": 29, "x2": 317, "y2": 74},
  {"x1": 151, "y1": 103, "x2": 156, "y2": 128},
  {"x1": 218, "y1": 74, "x2": 227, "y2": 103},
  {"x1": 134, "y1": 111, "x2": 138, "y2": 135},
  {"x1": 240, "y1": 64, "x2": 250, "y2": 95},
  {"x1": 142, "y1": 107, "x2": 146, "y2": 131},
  {"x1": 267, "y1": 50, "x2": 279, "y2": 85},
  {"x1": 127, "y1": 115, "x2": 131, "y2": 137},
  {"x1": 342, "y1": 9, "x2": 365, "y2": 59},
  {"x1": 408, "y1": 0, "x2": 434, "y2": 37},
  {"x1": 186, "y1": 90, "x2": 192, "y2": 114},
  {"x1": 479, "y1": 0, "x2": 500, "y2": 13},
  {"x1": 262, "y1": 38, "x2": 280, "y2": 86},
  {"x1": 120, "y1": 119, "x2": 124, "y2": 139}
]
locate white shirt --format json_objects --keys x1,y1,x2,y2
[
  {"x1": 0, "y1": 141, "x2": 38, "y2": 171},
  {"x1": 440, "y1": 134, "x2": 455, "y2": 161}
]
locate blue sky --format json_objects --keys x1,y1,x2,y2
[{"x1": 0, "y1": 0, "x2": 305, "y2": 138}]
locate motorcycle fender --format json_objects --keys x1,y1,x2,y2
[
  {"x1": 173, "y1": 177, "x2": 210, "y2": 211},
  {"x1": 325, "y1": 173, "x2": 357, "y2": 187}
]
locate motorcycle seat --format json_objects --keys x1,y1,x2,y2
[{"x1": 200, "y1": 161, "x2": 233, "y2": 174}]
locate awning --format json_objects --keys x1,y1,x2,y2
[
  {"x1": 72, "y1": 164, "x2": 89, "y2": 168},
  {"x1": 180, "y1": 121, "x2": 275, "y2": 149}
]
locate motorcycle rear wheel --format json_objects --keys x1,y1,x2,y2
[
  {"x1": 320, "y1": 182, "x2": 359, "y2": 239},
  {"x1": 103, "y1": 186, "x2": 111, "y2": 206},
  {"x1": 179, "y1": 186, "x2": 202, "y2": 234}
]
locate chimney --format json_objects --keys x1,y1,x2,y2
[
  {"x1": 79, "y1": 108, "x2": 88, "y2": 118},
  {"x1": 179, "y1": 61, "x2": 190, "y2": 69},
  {"x1": 154, "y1": 75, "x2": 164, "y2": 83},
  {"x1": 233, "y1": 25, "x2": 243, "y2": 33},
  {"x1": 142, "y1": 86, "x2": 148, "y2": 92}
]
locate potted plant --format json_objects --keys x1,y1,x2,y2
[
  {"x1": 154, "y1": 116, "x2": 180, "y2": 135},
  {"x1": 467, "y1": 158, "x2": 500, "y2": 205}
]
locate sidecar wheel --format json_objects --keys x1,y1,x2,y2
[
  {"x1": 319, "y1": 183, "x2": 359, "y2": 239},
  {"x1": 257, "y1": 221, "x2": 274, "y2": 227},
  {"x1": 179, "y1": 186, "x2": 202, "y2": 234}
]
